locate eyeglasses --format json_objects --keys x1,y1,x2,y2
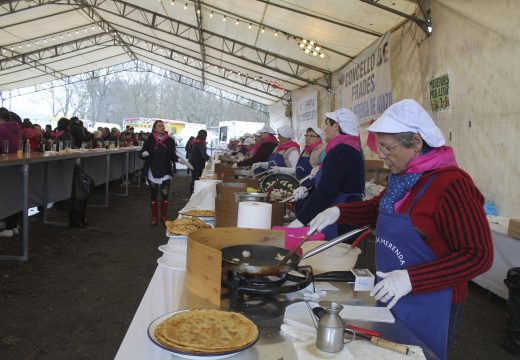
[
  {"x1": 304, "y1": 135, "x2": 319, "y2": 138},
  {"x1": 377, "y1": 139, "x2": 407, "y2": 155}
]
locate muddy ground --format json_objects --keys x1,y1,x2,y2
[{"x1": 0, "y1": 171, "x2": 517, "y2": 360}]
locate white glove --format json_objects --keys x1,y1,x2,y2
[
  {"x1": 270, "y1": 166, "x2": 281, "y2": 174},
  {"x1": 252, "y1": 162, "x2": 268, "y2": 171},
  {"x1": 307, "y1": 206, "x2": 340, "y2": 235},
  {"x1": 370, "y1": 270, "x2": 412, "y2": 309},
  {"x1": 287, "y1": 219, "x2": 304, "y2": 227},
  {"x1": 292, "y1": 186, "x2": 308, "y2": 201},
  {"x1": 179, "y1": 157, "x2": 194, "y2": 170},
  {"x1": 141, "y1": 151, "x2": 149, "y2": 158},
  {"x1": 231, "y1": 162, "x2": 238, "y2": 168},
  {"x1": 309, "y1": 166, "x2": 320, "y2": 179}
]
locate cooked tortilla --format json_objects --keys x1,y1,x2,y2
[
  {"x1": 154, "y1": 309, "x2": 258, "y2": 354},
  {"x1": 165, "y1": 217, "x2": 211, "y2": 235},
  {"x1": 180, "y1": 209, "x2": 216, "y2": 217}
]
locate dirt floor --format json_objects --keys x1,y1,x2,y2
[{"x1": 0, "y1": 171, "x2": 518, "y2": 360}]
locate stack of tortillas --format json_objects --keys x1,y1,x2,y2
[{"x1": 154, "y1": 309, "x2": 258, "y2": 354}]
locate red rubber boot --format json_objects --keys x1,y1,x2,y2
[{"x1": 150, "y1": 201, "x2": 158, "y2": 226}]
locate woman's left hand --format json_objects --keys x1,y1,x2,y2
[{"x1": 370, "y1": 270, "x2": 412, "y2": 309}]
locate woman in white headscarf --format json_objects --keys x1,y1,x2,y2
[
  {"x1": 288, "y1": 108, "x2": 365, "y2": 239},
  {"x1": 251, "y1": 125, "x2": 300, "y2": 171},
  {"x1": 307, "y1": 99, "x2": 493, "y2": 360}
]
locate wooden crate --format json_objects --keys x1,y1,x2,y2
[{"x1": 508, "y1": 219, "x2": 520, "y2": 240}]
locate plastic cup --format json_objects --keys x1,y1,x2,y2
[{"x1": 1, "y1": 140, "x2": 9, "y2": 156}]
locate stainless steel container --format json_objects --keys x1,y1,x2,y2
[
  {"x1": 316, "y1": 301, "x2": 345, "y2": 353},
  {"x1": 234, "y1": 192, "x2": 268, "y2": 203}
]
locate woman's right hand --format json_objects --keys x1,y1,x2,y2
[{"x1": 307, "y1": 206, "x2": 340, "y2": 235}]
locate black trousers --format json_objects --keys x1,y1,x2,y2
[{"x1": 190, "y1": 168, "x2": 203, "y2": 194}]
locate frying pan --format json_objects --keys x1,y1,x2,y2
[{"x1": 221, "y1": 226, "x2": 369, "y2": 277}]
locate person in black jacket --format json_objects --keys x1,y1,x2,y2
[
  {"x1": 188, "y1": 130, "x2": 210, "y2": 194},
  {"x1": 141, "y1": 120, "x2": 193, "y2": 225},
  {"x1": 184, "y1": 136, "x2": 195, "y2": 175}
]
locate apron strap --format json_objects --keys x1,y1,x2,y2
[{"x1": 405, "y1": 174, "x2": 437, "y2": 215}]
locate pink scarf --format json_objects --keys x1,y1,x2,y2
[
  {"x1": 276, "y1": 140, "x2": 300, "y2": 153},
  {"x1": 152, "y1": 131, "x2": 170, "y2": 148},
  {"x1": 304, "y1": 139, "x2": 322, "y2": 154},
  {"x1": 260, "y1": 133, "x2": 279, "y2": 145},
  {"x1": 394, "y1": 146, "x2": 458, "y2": 211},
  {"x1": 325, "y1": 134, "x2": 361, "y2": 154},
  {"x1": 405, "y1": 146, "x2": 458, "y2": 174}
]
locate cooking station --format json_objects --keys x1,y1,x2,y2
[{"x1": 115, "y1": 230, "x2": 439, "y2": 360}]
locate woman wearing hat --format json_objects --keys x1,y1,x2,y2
[
  {"x1": 307, "y1": 99, "x2": 493, "y2": 360},
  {"x1": 289, "y1": 108, "x2": 365, "y2": 239},
  {"x1": 251, "y1": 125, "x2": 301, "y2": 173},
  {"x1": 236, "y1": 126, "x2": 278, "y2": 171},
  {"x1": 270, "y1": 127, "x2": 325, "y2": 209},
  {"x1": 141, "y1": 120, "x2": 193, "y2": 225}
]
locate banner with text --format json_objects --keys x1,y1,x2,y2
[
  {"x1": 296, "y1": 92, "x2": 318, "y2": 141},
  {"x1": 337, "y1": 32, "x2": 392, "y2": 123}
]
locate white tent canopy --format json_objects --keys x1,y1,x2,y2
[{"x1": 0, "y1": 0, "x2": 425, "y2": 109}]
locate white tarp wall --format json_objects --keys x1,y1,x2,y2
[{"x1": 272, "y1": 0, "x2": 520, "y2": 217}]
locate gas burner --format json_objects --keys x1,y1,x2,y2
[{"x1": 222, "y1": 266, "x2": 314, "y2": 308}]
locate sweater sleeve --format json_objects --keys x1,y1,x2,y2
[
  {"x1": 336, "y1": 193, "x2": 383, "y2": 228},
  {"x1": 407, "y1": 177, "x2": 494, "y2": 295},
  {"x1": 286, "y1": 148, "x2": 300, "y2": 168}
]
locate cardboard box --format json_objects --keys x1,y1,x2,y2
[
  {"x1": 352, "y1": 268, "x2": 375, "y2": 291},
  {"x1": 508, "y1": 219, "x2": 520, "y2": 240},
  {"x1": 364, "y1": 160, "x2": 389, "y2": 186}
]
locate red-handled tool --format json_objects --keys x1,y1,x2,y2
[
  {"x1": 345, "y1": 229, "x2": 373, "y2": 255},
  {"x1": 346, "y1": 325, "x2": 380, "y2": 338}
]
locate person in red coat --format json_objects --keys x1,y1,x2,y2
[{"x1": 307, "y1": 99, "x2": 493, "y2": 360}]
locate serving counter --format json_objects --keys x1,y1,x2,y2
[
  {"x1": 0, "y1": 148, "x2": 143, "y2": 261},
  {"x1": 115, "y1": 246, "x2": 438, "y2": 360}
]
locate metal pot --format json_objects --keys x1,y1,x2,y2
[{"x1": 234, "y1": 192, "x2": 268, "y2": 202}]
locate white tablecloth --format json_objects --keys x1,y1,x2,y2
[{"x1": 472, "y1": 229, "x2": 520, "y2": 299}]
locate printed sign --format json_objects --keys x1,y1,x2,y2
[
  {"x1": 429, "y1": 74, "x2": 450, "y2": 112},
  {"x1": 296, "y1": 92, "x2": 318, "y2": 140},
  {"x1": 337, "y1": 32, "x2": 392, "y2": 123}
]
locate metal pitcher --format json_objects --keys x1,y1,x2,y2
[{"x1": 316, "y1": 301, "x2": 345, "y2": 353}]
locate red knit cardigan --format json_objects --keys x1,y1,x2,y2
[{"x1": 337, "y1": 166, "x2": 493, "y2": 304}]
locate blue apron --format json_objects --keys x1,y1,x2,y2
[
  {"x1": 375, "y1": 176, "x2": 451, "y2": 360},
  {"x1": 267, "y1": 151, "x2": 286, "y2": 168},
  {"x1": 294, "y1": 152, "x2": 314, "y2": 212},
  {"x1": 315, "y1": 170, "x2": 362, "y2": 240}
]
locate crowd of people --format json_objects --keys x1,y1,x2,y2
[{"x1": 0, "y1": 107, "x2": 155, "y2": 237}]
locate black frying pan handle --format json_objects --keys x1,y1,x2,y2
[{"x1": 313, "y1": 271, "x2": 356, "y2": 282}]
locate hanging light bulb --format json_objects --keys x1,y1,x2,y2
[
  {"x1": 315, "y1": 46, "x2": 320, "y2": 51},
  {"x1": 196, "y1": 8, "x2": 200, "y2": 14},
  {"x1": 304, "y1": 48, "x2": 309, "y2": 54},
  {"x1": 261, "y1": 27, "x2": 265, "y2": 33},
  {"x1": 75, "y1": 29, "x2": 79, "y2": 34},
  {"x1": 209, "y1": 11, "x2": 213, "y2": 17},
  {"x1": 319, "y1": 53, "x2": 324, "y2": 58},
  {"x1": 222, "y1": 15, "x2": 227, "y2": 21},
  {"x1": 183, "y1": 3, "x2": 187, "y2": 10},
  {"x1": 309, "y1": 40, "x2": 314, "y2": 46},
  {"x1": 307, "y1": 44, "x2": 311, "y2": 49},
  {"x1": 52, "y1": 36, "x2": 55, "y2": 41},
  {"x1": 68, "y1": 32, "x2": 71, "y2": 37},
  {"x1": 274, "y1": 31, "x2": 278, "y2": 37},
  {"x1": 91, "y1": 24, "x2": 95, "y2": 30},
  {"x1": 171, "y1": 0, "x2": 174, "y2": 5},
  {"x1": 44, "y1": 38, "x2": 47, "y2": 43},
  {"x1": 248, "y1": 23, "x2": 252, "y2": 29},
  {"x1": 299, "y1": 43, "x2": 305, "y2": 48},
  {"x1": 312, "y1": 51, "x2": 318, "y2": 56},
  {"x1": 27, "y1": 43, "x2": 30, "y2": 47},
  {"x1": 235, "y1": 19, "x2": 239, "y2": 25},
  {"x1": 302, "y1": 39, "x2": 307, "y2": 44}
]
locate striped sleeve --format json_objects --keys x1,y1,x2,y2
[
  {"x1": 408, "y1": 177, "x2": 494, "y2": 295},
  {"x1": 336, "y1": 192, "x2": 383, "y2": 227}
]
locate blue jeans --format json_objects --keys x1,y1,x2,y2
[{"x1": 448, "y1": 302, "x2": 464, "y2": 348}]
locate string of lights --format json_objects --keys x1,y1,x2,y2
[{"x1": 159, "y1": 0, "x2": 328, "y2": 59}]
